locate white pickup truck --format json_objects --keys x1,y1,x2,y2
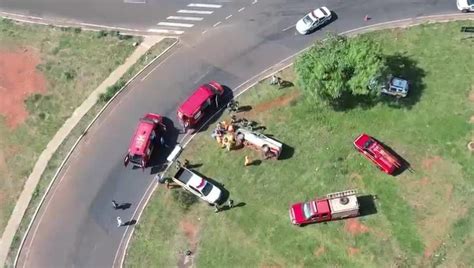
[
  {"x1": 457, "y1": 0, "x2": 474, "y2": 12},
  {"x1": 235, "y1": 128, "x2": 282, "y2": 159}
]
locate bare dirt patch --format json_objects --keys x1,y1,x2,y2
[
  {"x1": 177, "y1": 218, "x2": 200, "y2": 268},
  {"x1": 469, "y1": 88, "x2": 474, "y2": 102},
  {"x1": 0, "y1": 48, "x2": 47, "y2": 128},
  {"x1": 348, "y1": 247, "x2": 360, "y2": 256},
  {"x1": 260, "y1": 264, "x2": 283, "y2": 268},
  {"x1": 313, "y1": 246, "x2": 326, "y2": 257},
  {"x1": 245, "y1": 91, "x2": 300, "y2": 116},
  {"x1": 470, "y1": 116, "x2": 474, "y2": 124},
  {"x1": 421, "y1": 156, "x2": 442, "y2": 171},
  {"x1": 344, "y1": 218, "x2": 370, "y2": 235}
]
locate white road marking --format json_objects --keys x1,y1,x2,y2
[
  {"x1": 123, "y1": 0, "x2": 146, "y2": 3},
  {"x1": 167, "y1": 16, "x2": 203, "y2": 21},
  {"x1": 202, "y1": 29, "x2": 208, "y2": 34},
  {"x1": 177, "y1": 9, "x2": 214, "y2": 14},
  {"x1": 252, "y1": 0, "x2": 258, "y2": 4},
  {"x1": 213, "y1": 21, "x2": 221, "y2": 27},
  {"x1": 282, "y1": 24, "x2": 295, "y2": 31},
  {"x1": 147, "y1": 28, "x2": 184, "y2": 35},
  {"x1": 0, "y1": 11, "x2": 43, "y2": 20},
  {"x1": 141, "y1": 51, "x2": 175, "y2": 81},
  {"x1": 79, "y1": 22, "x2": 138, "y2": 32},
  {"x1": 238, "y1": 7, "x2": 245, "y2": 12},
  {"x1": 187, "y1": 3, "x2": 222, "y2": 8},
  {"x1": 157, "y1": 22, "x2": 194, "y2": 28},
  {"x1": 225, "y1": 14, "x2": 232, "y2": 20}
]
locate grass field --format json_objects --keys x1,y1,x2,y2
[
  {"x1": 126, "y1": 21, "x2": 473, "y2": 267},
  {"x1": 0, "y1": 18, "x2": 140, "y2": 234}
]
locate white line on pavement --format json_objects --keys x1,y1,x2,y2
[
  {"x1": 177, "y1": 9, "x2": 214, "y2": 14},
  {"x1": 282, "y1": 24, "x2": 294, "y2": 31},
  {"x1": 238, "y1": 7, "x2": 245, "y2": 12},
  {"x1": 187, "y1": 3, "x2": 222, "y2": 8},
  {"x1": 213, "y1": 21, "x2": 221, "y2": 27},
  {"x1": 225, "y1": 14, "x2": 232, "y2": 20},
  {"x1": 167, "y1": 16, "x2": 203, "y2": 21},
  {"x1": 202, "y1": 29, "x2": 208, "y2": 34},
  {"x1": 252, "y1": 0, "x2": 258, "y2": 4},
  {"x1": 147, "y1": 28, "x2": 184, "y2": 34},
  {"x1": 157, "y1": 22, "x2": 194, "y2": 28}
]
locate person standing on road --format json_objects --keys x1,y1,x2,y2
[
  {"x1": 117, "y1": 217, "x2": 123, "y2": 227},
  {"x1": 112, "y1": 200, "x2": 119, "y2": 209}
]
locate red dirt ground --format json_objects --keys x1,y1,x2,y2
[
  {"x1": 348, "y1": 247, "x2": 360, "y2": 256},
  {"x1": 313, "y1": 246, "x2": 326, "y2": 257},
  {"x1": 179, "y1": 219, "x2": 199, "y2": 247},
  {"x1": 247, "y1": 91, "x2": 300, "y2": 115},
  {"x1": 344, "y1": 218, "x2": 370, "y2": 235},
  {"x1": 0, "y1": 48, "x2": 47, "y2": 129},
  {"x1": 421, "y1": 156, "x2": 442, "y2": 171}
]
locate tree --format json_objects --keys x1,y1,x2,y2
[{"x1": 295, "y1": 33, "x2": 388, "y2": 107}]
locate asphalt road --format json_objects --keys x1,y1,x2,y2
[{"x1": 10, "y1": 0, "x2": 457, "y2": 267}]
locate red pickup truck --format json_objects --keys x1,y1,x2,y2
[
  {"x1": 353, "y1": 133, "x2": 401, "y2": 174},
  {"x1": 177, "y1": 81, "x2": 224, "y2": 132}
]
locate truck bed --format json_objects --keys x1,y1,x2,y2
[{"x1": 173, "y1": 167, "x2": 194, "y2": 184}]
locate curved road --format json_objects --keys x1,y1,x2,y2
[{"x1": 5, "y1": 0, "x2": 457, "y2": 267}]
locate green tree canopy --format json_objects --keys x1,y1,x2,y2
[{"x1": 295, "y1": 33, "x2": 388, "y2": 107}]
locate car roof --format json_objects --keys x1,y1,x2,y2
[
  {"x1": 178, "y1": 85, "x2": 214, "y2": 117},
  {"x1": 187, "y1": 173, "x2": 208, "y2": 190},
  {"x1": 128, "y1": 120, "x2": 154, "y2": 156}
]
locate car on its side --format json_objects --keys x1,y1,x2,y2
[
  {"x1": 457, "y1": 0, "x2": 474, "y2": 12},
  {"x1": 296, "y1": 6, "x2": 332, "y2": 35},
  {"x1": 172, "y1": 167, "x2": 223, "y2": 205}
]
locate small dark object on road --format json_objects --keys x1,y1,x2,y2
[{"x1": 112, "y1": 200, "x2": 119, "y2": 209}]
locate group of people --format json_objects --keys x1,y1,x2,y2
[{"x1": 211, "y1": 120, "x2": 238, "y2": 151}]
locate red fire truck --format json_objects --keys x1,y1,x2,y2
[
  {"x1": 123, "y1": 113, "x2": 166, "y2": 170},
  {"x1": 289, "y1": 189, "x2": 360, "y2": 226},
  {"x1": 177, "y1": 81, "x2": 224, "y2": 132},
  {"x1": 353, "y1": 133, "x2": 401, "y2": 174}
]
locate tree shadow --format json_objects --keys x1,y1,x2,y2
[
  {"x1": 380, "y1": 53, "x2": 426, "y2": 109},
  {"x1": 188, "y1": 85, "x2": 235, "y2": 134},
  {"x1": 372, "y1": 137, "x2": 413, "y2": 176},
  {"x1": 332, "y1": 53, "x2": 425, "y2": 111},
  {"x1": 148, "y1": 117, "x2": 180, "y2": 175}
]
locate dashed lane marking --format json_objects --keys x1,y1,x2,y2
[
  {"x1": 187, "y1": 3, "x2": 222, "y2": 8},
  {"x1": 157, "y1": 22, "x2": 194, "y2": 28},
  {"x1": 238, "y1": 7, "x2": 245, "y2": 12},
  {"x1": 123, "y1": 0, "x2": 146, "y2": 3},
  {"x1": 282, "y1": 24, "x2": 295, "y2": 31},
  {"x1": 147, "y1": 28, "x2": 185, "y2": 35},
  {"x1": 177, "y1": 9, "x2": 214, "y2": 14},
  {"x1": 225, "y1": 14, "x2": 232, "y2": 20},
  {"x1": 213, "y1": 21, "x2": 221, "y2": 27},
  {"x1": 167, "y1": 16, "x2": 203, "y2": 21}
]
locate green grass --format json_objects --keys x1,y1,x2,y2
[
  {"x1": 4, "y1": 37, "x2": 177, "y2": 267},
  {"x1": 127, "y1": 21, "x2": 473, "y2": 267}
]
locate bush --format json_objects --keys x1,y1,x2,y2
[
  {"x1": 99, "y1": 80, "x2": 126, "y2": 102},
  {"x1": 171, "y1": 189, "x2": 198, "y2": 211}
]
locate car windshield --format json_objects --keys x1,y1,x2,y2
[
  {"x1": 468, "y1": 0, "x2": 473, "y2": 5},
  {"x1": 303, "y1": 202, "x2": 314, "y2": 219},
  {"x1": 302, "y1": 15, "x2": 314, "y2": 25},
  {"x1": 201, "y1": 182, "x2": 213, "y2": 196},
  {"x1": 363, "y1": 139, "x2": 374, "y2": 149}
]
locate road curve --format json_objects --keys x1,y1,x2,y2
[{"x1": 12, "y1": 0, "x2": 461, "y2": 267}]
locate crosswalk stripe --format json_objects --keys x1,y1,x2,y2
[
  {"x1": 187, "y1": 3, "x2": 222, "y2": 8},
  {"x1": 147, "y1": 28, "x2": 185, "y2": 35},
  {"x1": 167, "y1": 16, "x2": 203, "y2": 21},
  {"x1": 157, "y1": 22, "x2": 194, "y2": 28},
  {"x1": 177, "y1": 9, "x2": 213, "y2": 14}
]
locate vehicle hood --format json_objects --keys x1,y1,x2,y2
[
  {"x1": 204, "y1": 186, "x2": 222, "y2": 204},
  {"x1": 313, "y1": 8, "x2": 326, "y2": 19},
  {"x1": 290, "y1": 203, "x2": 305, "y2": 224},
  {"x1": 296, "y1": 16, "x2": 312, "y2": 33}
]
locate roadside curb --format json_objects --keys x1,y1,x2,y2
[
  {"x1": 118, "y1": 12, "x2": 473, "y2": 267},
  {"x1": 0, "y1": 32, "x2": 178, "y2": 266}
]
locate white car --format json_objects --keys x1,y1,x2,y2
[
  {"x1": 457, "y1": 0, "x2": 474, "y2": 12},
  {"x1": 172, "y1": 167, "x2": 223, "y2": 205},
  {"x1": 296, "y1": 7, "x2": 332, "y2": 35}
]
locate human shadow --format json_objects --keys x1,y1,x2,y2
[
  {"x1": 147, "y1": 117, "x2": 181, "y2": 175},
  {"x1": 279, "y1": 80, "x2": 294, "y2": 89},
  {"x1": 188, "y1": 85, "x2": 235, "y2": 134},
  {"x1": 372, "y1": 137, "x2": 413, "y2": 176},
  {"x1": 117, "y1": 203, "x2": 132, "y2": 210},
  {"x1": 216, "y1": 202, "x2": 246, "y2": 213},
  {"x1": 123, "y1": 219, "x2": 137, "y2": 226},
  {"x1": 236, "y1": 105, "x2": 252, "y2": 113}
]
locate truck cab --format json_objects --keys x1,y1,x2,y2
[
  {"x1": 353, "y1": 133, "x2": 401, "y2": 174},
  {"x1": 123, "y1": 113, "x2": 165, "y2": 170},
  {"x1": 177, "y1": 81, "x2": 224, "y2": 132}
]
